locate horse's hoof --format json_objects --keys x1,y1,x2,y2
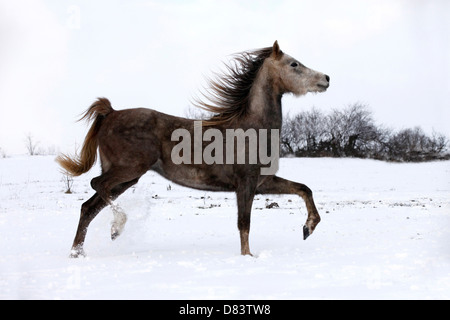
[
  {"x1": 111, "y1": 225, "x2": 122, "y2": 241},
  {"x1": 303, "y1": 225, "x2": 311, "y2": 240},
  {"x1": 111, "y1": 231, "x2": 119, "y2": 241},
  {"x1": 69, "y1": 247, "x2": 86, "y2": 258}
]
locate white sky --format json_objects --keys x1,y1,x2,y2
[{"x1": 0, "y1": 0, "x2": 449, "y2": 155}]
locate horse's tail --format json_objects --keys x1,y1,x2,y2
[{"x1": 56, "y1": 98, "x2": 114, "y2": 176}]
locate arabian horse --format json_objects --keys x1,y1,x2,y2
[{"x1": 57, "y1": 41, "x2": 330, "y2": 257}]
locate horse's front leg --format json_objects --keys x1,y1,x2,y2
[
  {"x1": 236, "y1": 176, "x2": 258, "y2": 256},
  {"x1": 257, "y1": 175, "x2": 321, "y2": 239}
]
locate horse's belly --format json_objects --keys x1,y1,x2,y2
[{"x1": 150, "y1": 159, "x2": 236, "y2": 192}]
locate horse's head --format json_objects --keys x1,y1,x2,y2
[{"x1": 266, "y1": 41, "x2": 330, "y2": 96}]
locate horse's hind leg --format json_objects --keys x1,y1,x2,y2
[
  {"x1": 90, "y1": 169, "x2": 145, "y2": 239},
  {"x1": 70, "y1": 192, "x2": 106, "y2": 258},
  {"x1": 109, "y1": 178, "x2": 139, "y2": 240},
  {"x1": 70, "y1": 177, "x2": 140, "y2": 258},
  {"x1": 110, "y1": 203, "x2": 127, "y2": 241},
  {"x1": 256, "y1": 175, "x2": 321, "y2": 240}
]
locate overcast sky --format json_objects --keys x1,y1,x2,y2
[{"x1": 1, "y1": 0, "x2": 449, "y2": 155}]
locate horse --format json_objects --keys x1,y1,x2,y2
[{"x1": 57, "y1": 41, "x2": 330, "y2": 258}]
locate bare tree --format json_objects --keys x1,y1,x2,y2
[
  {"x1": 386, "y1": 127, "x2": 449, "y2": 162},
  {"x1": 281, "y1": 103, "x2": 449, "y2": 162},
  {"x1": 429, "y1": 131, "x2": 448, "y2": 155},
  {"x1": 281, "y1": 108, "x2": 327, "y2": 156},
  {"x1": 325, "y1": 103, "x2": 378, "y2": 157},
  {"x1": 24, "y1": 133, "x2": 39, "y2": 156},
  {"x1": 62, "y1": 173, "x2": 74, "y2": 194},
  {"x1": 300, "y1": 108, "x2": 325, "y2": 154},
  {"x1": 281, "y1": 113, "x2": 301, "y2": 155}
]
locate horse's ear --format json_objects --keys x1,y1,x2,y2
[{"x1": 271, "y1": 40, "x2": 283, "y2": 59}]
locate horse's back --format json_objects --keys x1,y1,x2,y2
[{"x1": 97, "y1": 107, "x2": 190, "y2": 170}]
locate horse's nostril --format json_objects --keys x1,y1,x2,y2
[{"x1": 325, "y1": 75, "x2": 330, "y2": 82}]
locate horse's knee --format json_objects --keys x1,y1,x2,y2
[{"x1": 297, "y1": 183, "x2": 313, "y2": 199}]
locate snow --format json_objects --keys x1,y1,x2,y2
[{"x1": 0, "y1": 156, "x2": 449, "y2": 299}]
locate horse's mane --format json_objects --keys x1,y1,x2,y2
[{"x1": 194, "y1": 46, "x2": 274, "y2": 126}]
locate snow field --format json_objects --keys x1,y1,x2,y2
[{"x1": 0, "y1": 156, "x2": 449, "y2": 299}]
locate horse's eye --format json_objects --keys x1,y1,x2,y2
[{"x1": 290, "y1": 62, "x2": 298, "y2": 68}]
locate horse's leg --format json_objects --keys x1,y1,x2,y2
[
  {"x1": 70, "y1": 192, "x2": 106, "y2": 258},
  {"x1": 109, "y1": 178, "x2": 139, "y2": 240},
  {"x1": 256, "y1": 175, "x2": 321, "y2": 240},
  {"x1": 236, "y1": 177, "x2": 258, "y2": 256},
  {"x1": 70, "y1": 176, "x2": 141, "y2": 258},
  {"x1": 110, "y1": 203, "x2": 127, "y2": 241},
  {"x1": 91, "y1": 168, "x2": 146, "y2": 237}
]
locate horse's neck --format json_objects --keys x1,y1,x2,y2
[{"x1": 246, "y1": 79, "x2": 283, "y2": 129}]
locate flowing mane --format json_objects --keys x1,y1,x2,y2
[{"x1": 195, "y1": 46, "x2": 274, "y2": 126}]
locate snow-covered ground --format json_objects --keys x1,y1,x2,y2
[{"x1": 0, "y1": 156, "x2": 449, "y2": 299}]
